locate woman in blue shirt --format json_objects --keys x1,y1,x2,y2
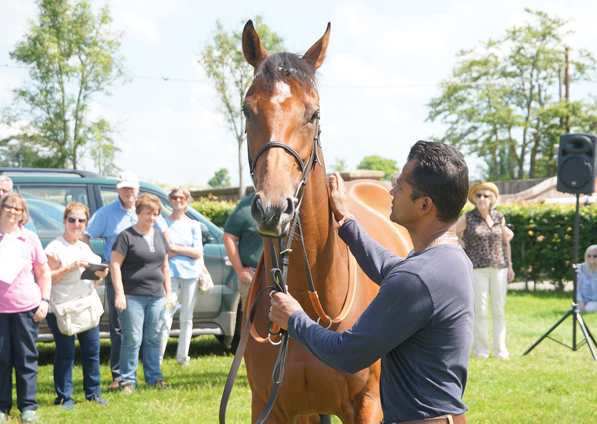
[
  {"x1": 159, "y1": 187, "x2": 203, "y2": 366},
  {"x1": 578, "y1": 245, "x2": 597, "y2": 313}
]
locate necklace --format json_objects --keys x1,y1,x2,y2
[{"x1": 427, "y1": 236, "x2": 459, "y2": 249}]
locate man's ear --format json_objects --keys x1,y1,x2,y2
[{"x1": 418, "y1": 196, "x2": 434, "y2": 217}]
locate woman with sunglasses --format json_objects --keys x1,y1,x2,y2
[
  {"x1": 44, "y1": 203, "x2": 110, "y2": 410},
  {"x1": 577, "y1": 245, "x2": 597, "y2": 313},
  {"x1": 159, "y1": 187, "x2": 203, "y2": 366},
  {"x1": 456, "y1": 182, "x2": 515, "y2": 360},
  {"x1": 0, "y1": 193, "x2": 51, "y2": 423}
]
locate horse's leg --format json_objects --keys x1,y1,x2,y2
[
  {"x1": 252, "y1": 398, "x2": 297, "y2": 424},
  {"x1": 352, "y1": 395, "x2": 383, "y2": 424}
]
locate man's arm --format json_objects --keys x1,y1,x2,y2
[
  {"x1": 270, "y1": 271, "x2": 433, "y2": 374},
  {"x1": 82, "y1": 233, "x2": 92, "y2": 249},
  {"x1": 223, "y1": 232, "x2": 255, "y2": 284}
]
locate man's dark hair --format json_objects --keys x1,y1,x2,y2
[{"x1": 406, "y1": 140, "x2": 469, "y2": 223}]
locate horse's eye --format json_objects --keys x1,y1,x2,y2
[
  {"x1": 243, "y1": 108, "x2": 251, "y2": 122},
  {"x1": 308, "y1": 110, "x2": 320, "y2": 124}
]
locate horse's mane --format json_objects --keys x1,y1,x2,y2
[{"x1": 256, "y1": 52, "x2": 317, "y2": 92}]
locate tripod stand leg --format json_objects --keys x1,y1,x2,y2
[
  {"x1": 580, "y1": 314, "x2": 597, "y2": 348},
  {"x1": 574, "y1": 312, "x2": 597, "y2": 361},
  {"x1": 523, "y1": 307, "x2": 574, "y2": 356}
]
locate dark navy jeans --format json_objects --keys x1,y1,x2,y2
[
  {"x1": 46, "y1": 313, "x2": 101, "y2": 404},
  {"x1": 0, "y1": 308, "x2": 39, "y2": 414}
]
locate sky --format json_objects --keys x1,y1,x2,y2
[{"x1": 2, "y1": 0, "x2": 597, "y2": 187}]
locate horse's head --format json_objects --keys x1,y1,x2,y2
[{"x1": 242, "y1": 20, "x2": 330, "y2": 238}]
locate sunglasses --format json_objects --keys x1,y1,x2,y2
[
  {"x1": 476, "y1": 193, "x2": 491, "y2": 199},
  {"x1": 171, "y1": 195, "x2": 187, "y2": 202},
  {"x1": 67, "y1": 217, "x2": 87, "y2": 224},
  {"x1": 588, "y1": 254, "x2": 597, "y2": 258},
  {"x1": 2, "y1": 204, "x2": 23, "y2": 213}
]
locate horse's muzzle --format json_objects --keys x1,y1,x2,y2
[{"x1": 251, "y1": 193, "x2": 295, "y2": 238}]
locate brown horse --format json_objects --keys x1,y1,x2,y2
[{"x1": 241, "y1": 20, "x2": 413, "y2": 424}]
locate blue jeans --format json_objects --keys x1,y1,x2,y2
[
  {"x1": 117, "y1": 295, "x2": 165, "y2": 388},
  {"x1": 46, "y1": 313, "x2": 101, "y2": 404},
  {"x1": 0, "y1": 309, "x2": 39, "y2": 414}
]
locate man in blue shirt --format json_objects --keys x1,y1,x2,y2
[
  {"x1": 0, "y1": 176, "x2": 37, "y2": 233},
  {"x1": 83, "y1": 171, "x2": 169, "y2": 390},
  {"x1": 270, "y1": 141, "x2": 474, "y2": 424}
]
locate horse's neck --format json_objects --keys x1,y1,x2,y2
[{"x1": 289, "y1": 163, "x2": 349, "y2": 308}]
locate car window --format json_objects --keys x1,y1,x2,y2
[
  {"x1": 18, "y1": 186, "x2": 89, "y2": 233},
  {"x1": 99, "y1": 187, "x2": 119, "y2": 207}
]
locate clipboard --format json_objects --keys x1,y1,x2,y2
[{"x1": 81, "y1": 263, "x2": 109, "y2": 280}]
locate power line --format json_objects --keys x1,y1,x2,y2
[{"x1": 3, "y1": 63, "x2": 593, "y2": 88}]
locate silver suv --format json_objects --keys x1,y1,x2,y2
[{"x1": 1, "y1": 168, "x2": 241, "y2": 348}]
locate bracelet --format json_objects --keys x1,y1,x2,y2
[
  {"x1": 337, "y1": 214, "x2": 354, "y2": 227},
  {"x1": 41, "y1": 298, "x2": 50, "y2": 303}
]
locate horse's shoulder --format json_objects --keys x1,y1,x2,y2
[{"x1": 344, "y1": 179, "x2": 413, "y2": 257}]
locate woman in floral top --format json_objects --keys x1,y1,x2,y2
[
  {"x1": 577, "y1": 245, "x2": 597, "y2": 313},
  {"x1": 456, "y1": 182, "x2": 515, "y2": 360}
]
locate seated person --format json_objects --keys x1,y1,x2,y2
[{"x1": 577, "y1": 245, "x2": 597, "y2": 313}]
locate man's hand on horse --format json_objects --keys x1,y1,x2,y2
[
  {"x1": 269, "y1": 291, "x2": 303, "y2": 330},
  {"x1": 328, "y1": 172, "x2": 351, "y2": 222}
]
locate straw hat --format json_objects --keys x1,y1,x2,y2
[{"x1": 468, "y1": 181, "x2": 499, "y2": 203}]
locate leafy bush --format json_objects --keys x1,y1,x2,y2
[
  {"x1": 191, "y1": 196, "x2": 237, "y2": 227},
  {"x1": 497, "y1": 203, "x2": 597, "y2": 287}
]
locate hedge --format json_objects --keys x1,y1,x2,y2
[
  {"x1": 191, "y1": 196, "x2": 237, "y2": 228},
  {"x1": 498, "y1": 203, "x2": 597, "y2": 287},
  {"x1": 193, "y1": 197, "x2": 595, "y2": 286}
]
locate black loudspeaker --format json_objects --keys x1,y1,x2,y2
[{"x1": 556, "y1": 133, "x2": 597, "y2": 194}]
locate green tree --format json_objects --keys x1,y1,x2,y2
[
  {"x1": 3, "y1": 0, "x2": 126, "y2": 169},
  {"x1": 88, "y1": 119, "x2": 120, "y2": 176},
  {"x1": 427, "y1": 9, "x2": 597, "y2": 180},
  {"x1": 357, "y1": 155, "x2": 399, "y2": 181},
  {"x1": 199, "y1": 17, "x2": 284, "y2": 197},
  {"x1": 208, "y1": 168, "x2": 231, "y2": 188}
]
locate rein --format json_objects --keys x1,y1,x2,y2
[{"x1": 221, "y1": 97, "x2": 353, "y2": 423}]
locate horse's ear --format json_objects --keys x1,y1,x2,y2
[
  {"x1": 302, "y1": 22, "x2": 331, "y2": 70},
  {"x1": 242, "y1": 19, "x2": 268, "y2": 70}
]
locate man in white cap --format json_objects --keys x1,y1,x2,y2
[{"x1": 83, "y1": 171, "x2": 169, "y2": 390}]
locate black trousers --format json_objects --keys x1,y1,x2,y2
[{"x1": 0, "y1": 308, "x2": 39, "y2": 414}]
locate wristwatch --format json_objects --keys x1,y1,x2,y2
[{"x1": 41, "y1": 298, "x2": 50, "y2": 303}]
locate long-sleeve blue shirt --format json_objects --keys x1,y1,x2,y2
[{"x1": 287, "y1": 219, "x2": 474, "y2": 422}]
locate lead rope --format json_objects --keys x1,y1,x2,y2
[
  {"x1": 220, "y1": 118, "x2": 320, "y2": 424},
  {"x1": 219, "y1": 195, "x2": 303, "y2": 424}
]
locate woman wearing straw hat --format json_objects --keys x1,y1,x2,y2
[{"x1": 456, "y1": 182, "x2": 515, "y2": 360}]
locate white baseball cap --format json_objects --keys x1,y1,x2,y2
[{"x1": 116, "y1": 171, "x2": 140, "y2": 189}]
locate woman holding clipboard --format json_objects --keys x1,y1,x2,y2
[{"x1": 44, "y1": 203, "x2": 109, "y2": 410}]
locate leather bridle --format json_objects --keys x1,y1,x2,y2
[
  {"x1": 220, "y1": 115, "x2": 322, "y2": 424},
  {"x1": 222, "y1": 74, "x2": 350, "y2": 423}
]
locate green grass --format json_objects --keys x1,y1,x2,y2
[{"x1": 4, "y1": 290, "x2": 597, "y2": 423}]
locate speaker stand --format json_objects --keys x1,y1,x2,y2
[{"x1": 523, "y1": 193, "x2": 597, "y2": 361}]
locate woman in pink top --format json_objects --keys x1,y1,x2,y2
[{"x1": 0, "y1": 193, "x2": 51, "y2": 424}]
